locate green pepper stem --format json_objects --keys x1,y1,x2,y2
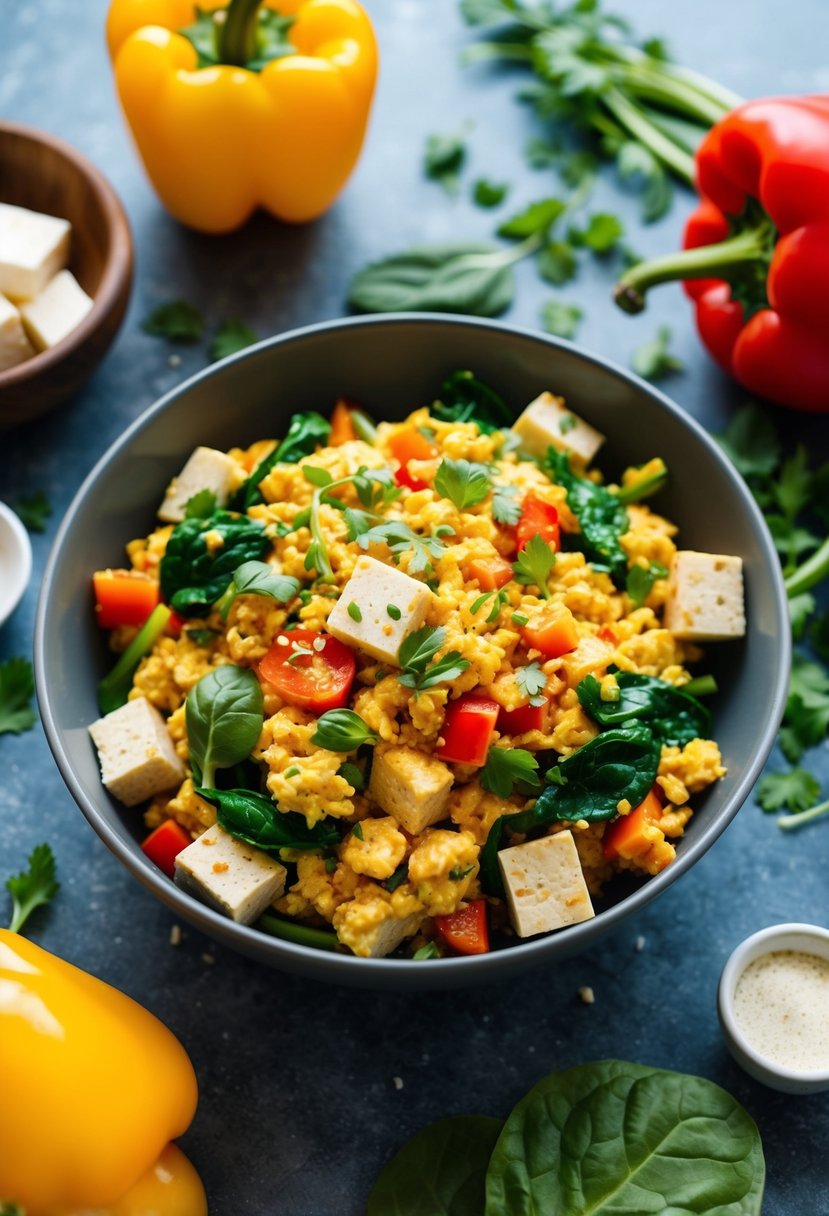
[
  {"x1": 614, "y1": 224, "x2": 772, "y2": 314},
  {"x1": 784, "y1": 536, "x2": 829, "y2": 599},
  {"x1": 778, "y1": 798, "x2": 829, "y2": 832},
  {"x1": 219, "y1": 0, "x2": 261, "y2": 67}
]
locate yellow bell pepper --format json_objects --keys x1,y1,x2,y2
[
  {"x1": 0, "y1": 928, "x2": 203, "y2": 1215},
  {"x1": 106, "y1": 0, "x2": 378, "y2": 233}
]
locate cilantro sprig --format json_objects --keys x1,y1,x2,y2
[
  {"x1": 516, "y1": 661, "x2": 547, "y2": 706},
  {"x1": 0, "y1": 657, "x2": 37, "y2": 735},
  {"x1": 513, "y1": 535, "x2": 556, "y2": 599},
  {"x1": 434, "y1": 458, "x2": 492, "y2": 511},
  {"x1": 5, "y1": 843, "x2": 59, "y2": 935},
  {"x1": 480, "y1": 746, "x2": 541, "y2": 797},
  {"x1": 302, "y1": 464, "x2": 399, "y2": 579},
  {"x1": 398, "y1": 626, "x2": 470, "y2": 692}
]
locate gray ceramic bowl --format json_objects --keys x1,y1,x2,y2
[{"x1": 36, "y1": 314, "x2": 790, "y2": 989}]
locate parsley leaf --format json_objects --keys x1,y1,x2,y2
[
  {"x1": 312, "y1": 709, "x2": 378, "y2": 752},
  {"x1": 626, "y1": 561, "x2": 668, "y2": 608},
  {"x1": 142, "y1": 299, "x2": 204, "y2": 343},
  {"x1": 480, "y1": 746, "x2": 540, "y2": 797},
  {"x1": 538, "y1": 241, "x2": 578, "y2": 286},
  {"x1": 14, "y1": 489, "x2": 52, "y2": 533},
  {"x1": 716, "y1": 403, "x2": 780, "y2": 481},
  {"x1": 6, "y1": 843, "x2": 59, "y2": 934},
  {"x1": 184, "y1": 489, "x2": 218, "y2": 519},
  {"x1": 632, "y1": 326, "x2": 684, "y2": 381},
  {"x1": 357, "y1": 521, "x2": 445, "y2": 574},
  {"x1": 211, "y1": 319, "x2": 257, "y2": 362},
  {"x1": 571, "y1": 212, "x2": 624, "y2": 254},
  {"x1": 492, "y1": 482, "x2": 522, "y2": 525},
  {"x1": 513, "y1": 534, "x2": 556, "y2": 599},
  {"x1": 0, "y1": 657, "x2": 36, "y2": 735},
  {"x1": 516, "y1": 661, "x2": 547, "y2": 702},
  {"x1": 780, "y1": 655, "x2": 829, "y2": 762},
  {"x1": 434, "y1": 458, "x2": 492, "y2": 510},
  {"x1": 397, "y1": 626, "x2": 470, "y2": 691},
  {"x1": 424, "y1": 131, "x2": 467, "y2": 195},
  {"x1": 541, "y1": 300, "x2": 583, "y2": 339},
  {"x1": 757, "y1": 769, "x2": 821, "y2": 815},
  {"x1": 498, "y1": 197, "x2": 566, "y2": 239},
  {"x1": 473, "y1": 178, "x2": 509, "y2": 207}
]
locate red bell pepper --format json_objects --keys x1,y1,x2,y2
[
  {"x1": 615, "y1": 96, "x2": 829, "y2": 413},
  {"x1": 389, "y1": 425, "x2": 435, "y2": 491},
  {"x1": 434, "y1": 899, "x2": 490, "y2": 955},
  {"x1": 93, "y1": 570, "x2": 160, "y2": 630},
  {"x1": 438, "y1": 693, "x2": 499, "y2": 766},
  {"x1": 516, "y1": 494, "x2": 560, "y2": 553},
  {"x1": 498, "y1": 700, "x2": 546, "y2": 734},
  {"x1": 141, "y1": 820, "x2": 192, "y2": 879}
]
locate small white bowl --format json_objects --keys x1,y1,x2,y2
[
  {"x1": 0, "y1": 501, "x2": 32, "y2": 626},
  {"x1": 718, "y1": 923, "x2": 829, "y2": 1094}
]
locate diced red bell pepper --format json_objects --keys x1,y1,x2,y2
[
  {"x1": 516, "y1": 494, "x2": 560, "y2": 552},
  {"x1": 389, "y1": 425, "x2": 435, "y2": 492},
  {"x1": 498, "y1": 700, "x2": 547, "y2": 734},
  {"x1": 463, "y1": 555, "x2": 514, "y2": 590},
  {"x1": 521, "y1": 607, "x2": 579, "y2": 659},
  {"x1": 394, "y1": 464, "x2": 429, "y2": 492},
  {"x1": 93, "y1": 570, "x2": 160, "y2": 629},
  {"x1": 434, "y1": 899, "x2": 490, "y2": 955},
  {"x1": 141, "y1": 820, "x2": 192, "y2": 879},
  {"x1": 438, "y1": 693, "x2": 500, "y2": 766},
  {"x1": 597, "y1": 625, "x2": 619, "y2": 645}
]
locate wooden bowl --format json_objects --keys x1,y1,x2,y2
[{"x1": 0, "y1": 121, "x2": 133, "y2": 428}]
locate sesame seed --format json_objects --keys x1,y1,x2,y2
[
  {"x1": 169, "y1": 924, "x2": 182, "y2": 947},
  {"x1": 578, "y1": 986, "x2": 595, "y2": 1005},
  {"x1": 312, "y1": 637, "x2": 326, "y2": 652},
  {"x1": 277, "y1": 635, "x2": 290, "y2": 647},
  {"x1": 392, "y1": 1076, "x2": 404, "y2": 1090}
]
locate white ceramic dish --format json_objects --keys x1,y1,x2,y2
[
  {"x1": 718, "y1": 922, "x2": 829, "y2": 1094},
  {"x1": 0, "y1": 501, "x2": 32, "y2": 626}
]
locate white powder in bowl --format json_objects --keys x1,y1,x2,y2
[{"x1": 733, "y1": 950, "x2": 829, "y2": 1073}]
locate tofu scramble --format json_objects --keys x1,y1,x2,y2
[{"x1": 89, "y1": 375, "x2": 745, "y2": 960}]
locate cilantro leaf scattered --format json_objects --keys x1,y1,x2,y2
[
  {"x1": 357, "y1": 520, "x2": 445, "y2": 574},
  {"x1": 14, "y1": 489, "x2": 52, "y2": 533},
  {"x1": 397, "y1": 626, "x2": 470, "y2": 692},
  {"x1": 498, "y1": 197, "x2": 566, "y2": 239},
  {"x1": 716, "y1": 403, "x2": 780, "y2": 481},
  {"x1": 571, "y1": 212, "x2": 624, "y2": 254},
  {"x1": 541, "y1": 300, "x2": 583, "y2": 339},
  {"x1": 513, "y1": 534, "x2": 556, "y2": 599},
  {"x1": 6, "y1": 843, "x2": 59, "y2": 935},
  {"x1": 473, "y1": 178, "x2": 509, "y2": 207},
  {"x1": 0, "y1": 658, "x2": 37, "y2": 735},
  {"x1": 524, "y1": 135, "x2": 561, "y2": 169},
  {"x1": 492, "y1": 483, "x2": 522, "y2": 525},
  {"x1": 184, "y1": 489, "x2": 218, "y2": 519},
  {"x1": 538, "y1": 241, "x2": 578, "y2": 286},
  {"x1": 434, "y1": 458, "x2": 491, "y2": 510},
  {"x1": 480, "y1": 746, "x2": 540, "y2": 797},
  {"x1": 626, "y1": 561, "x2": 668, "y2": 608},
  {"x1": 632, "y1": 326, "x2": 684, "y2": 381},
  {"x1": 516, "y1": 661, "x2": 547, "y2": 703},
  {"x1": 142, "y1": 299, "x2": 204, "y2": 343},
  {"x1": 211, "y1": 319, "x2": 257, "y2": 362},
  {"x1": 757, "y1": 769, "x2": 821, "y2": 815},
  {"x1": 424, "y1": 131, "x2": 467, "y2": 195}
]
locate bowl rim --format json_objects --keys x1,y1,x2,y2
[
  {"x1": 0, "y1": 500, "x2": 32, "y2": 627},
  {"x1": 717, "y1": 922, "x2": 829, "y2": 1085},
  {"x1": 35, "y1": 312, "x2": 792, "y2": 983},
  {"x1": 0, "y1": 119, "x2": 133, "y2": 389}
]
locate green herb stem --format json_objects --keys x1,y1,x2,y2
[
  {"x1": 258, "y1": 913, "x2": 340, "y2": 951},
  {"x1": 682, "y1": 675, "x2": 718, "y2": 698},
  {"x1": 98, "y1": 604, "x2": 171, "y2": 715},
  {"x1": 350, "y1": 409, "x2": 379, "y2": 444},
  {"x1": 777, "y1": 797, "x2": 829, "y2": 832},
  {"x1": 784, "y1": 536, "x2": 829, "y2": 599},
  {"x1": 618, "y1": 63, "x2": 731, "y2": 129},
  {"x1": 614, "y1": 223, "x2": 773, "y2": 314},
  {"x1": 218, "y1": 0, "x2": 261, "y2": 65},
  {"x1": 602, "y1": 87, "x2": 697, "y2": 187}
]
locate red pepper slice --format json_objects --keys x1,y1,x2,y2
[
  {"x1": 93, "y1": 570, "x2": 160, "y2": 630},
  {"x1": 141, "y1": 820, "x2": 192, "y2": 879},
  {"x1": 394, "y1": 464, "x2": 429, "y2": 493},
  {"x1": 498, "y1": 701, "x2": 546, "y2": 734},
  {"x1": 438, "y1": 693, "x2": 499, "y2": 766},
  {"x1": 259, "y1": 629, "x2": 356, "y2": 713},
  {"x1": 434, "y1": 899, "x2": 490, "y2": 955},
  {"x1": 516, "y1": 494, "x2": 560, "y2": 552}
]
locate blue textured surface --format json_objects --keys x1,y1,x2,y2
[{"x1": 2, "y1": 2, "x2": 828, "y2": 1212}]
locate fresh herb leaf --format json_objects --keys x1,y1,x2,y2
[
  {"x1": 397, "y1": 625, "x2": 471, "y2": 691},
  {"x1": 811, "y1": 609, "x2": 829, "y2": 662},
  {"x1": 540, "y1": 300, "x2": 582, "y2": 339},
  {"x1": 230, "y1": 412, "x2": 331, "y2": 511},
  {"x1": 716, "y1": 403, "x2": 780, "y2": 481},
  {"x1": 211, "y1": 319, "x2": 257, "y2": 362},
  {"x1": 614, "y1": 457, "x2": 669, "y2": 504},
  {"x1": 757, "y1": 769, "x2": 821, "y2": 815},
  {"x1": 516, "y1": 662, "x2": 547, "y2": 701},
  {"x1": 413, "y1": 941, "x2": 442, "y2": 959},
  {"x1": 571, "y1": 212, "x2": 624, "y2": 254},
  {"x1": 424, "y1": 131, "x2": 467, "y2": 194},
  {"x1": 632, "y1": 325, "x2": 684, "y2": 381},
  {"x1": 142, "y1": 299, "x2": 204, "y2": 342},
  {"x1": 197, "y1": 787, "x2": 339, "y2": 852},
  {"x1": 481, "y1": 746, "x2": 540, "y2": 797},
  {"x1": 98, "y1": 605, "x2": 171, "y2": 715},
  {"x1": 215, "y1": 560, "x2": 299, "y2": 621},
  {"x1": 14, "y1": 489, "x2": 52, "y2": 533},
  {"x1": 625, "y1": 560, "x2": 668, "y2": 608},
  {"x1": 492, "y1": 482, "x2": 522, "y2": 525},
  {"x1": 432, "y1": 370, "x2": 513, "y2": 434},
  {"x1": 186, "y1": 627, "x2": 220, "y2": 646},
  {"x1": 385, "y1": 863, "x2": 408, "y2": 893},
  {"x1": 348, "y1": 243, "x2": 515, "y2": 318},
  {"x1": 547, "y1": 449, "x2": 629, "y2": 586},
  {"x1": 5, "y1": 843, "x2": 59, "y2": 935},
  {"x1": 186, "y1": 665, "x2": 264, "y2": 789},
  {"x1": 303, "y1": 465, "x2": 334, "y2": 489},
  {"x1": 617, "y1": 141, "x2": 672, "y2": 222},
  {"x1": 160, "y1": 511, "x2": 270, "y2": 617},
  {"x1": 0, "y1": 657, "x2": 36, "y2": 735},
  {"x1": 352, "y1": 822, "x2": 364, "y2": 840},
  {"x1": 184, "y1": 489, "x2": 218, "y2": 519},
  {"x1": 434, "y1": 458, "x2": 492, "y2": 510},
  {"x1": 498, "y1": 197, "x2": 566, "y2": 239},
  {"x1": 473, "y1": 178, "x2": 509, "y2": 207},
  {"x1": 577, "y1": 670, "x2": 711, "y2": 748},
  {"x1": 538, "y1": 241, "x2": 577, "y2": 286},
  {"x1": 357, "y1": 521, "x2": 445, "y2": 574},
  {"x1": 524, "y1": 135, "x2": 560, "y2": 168},
  {"x1": 780, "y1": 655, "x2": 829, "y2": 762},
  {"x1": 368, "y1": 1115, "x2": 502, "y2": 1216},
  {"x1": 339, "y1": 761, "x2": 365, "y2": 791},
  {"x1": 312, "y1": 709, "x2": 378, "y2": 751},
  {"x1": 513, "y1": 534, "x2": 556, "y2": 598}
]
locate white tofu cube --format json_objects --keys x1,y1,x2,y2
[
  {"x1": 89, "y1": 696, "x2": 185, "y2": 807},
  {"x1": 512, "y1": 392, "x2": 605, "y2": 467},
  {"x1": 174, "y1": 823, "x2": 287, "y2": 925},
  {"x1": 157, "y1": 446, "x2": 240, "y2": 523},
  {"x1": 326, "y1": 554, "x2": 433, "y2": 665},
  {"x1": 334, "y1": 896, "x2": 424, "y2": 958},
  {"x1": 369, "y1": 746, "x2": 453, "y2": 835},
  {"x1": 0, "y1": 293, "x2": 35, "y2": 371},
  {"x1": 20, "y1": 269, "x2": 93, "y2": 351},
  {"x1": 499, "y1": 830, "x2": 595, "y2": 938},
  {"x1": 0, "y1": 202, "x2": 71, "y2": 300},
  {"x1": 663, "y1": 550, "x2": 745, "y2": 641}
]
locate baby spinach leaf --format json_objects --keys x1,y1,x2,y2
[
  {"x1": 484, "y1": 1060, "x2": 765, "y2": 1216},
  {"x1": 197, "y1": 787, "x2": 340, "y2": 852},
  {"x1": 578, "y1": 670, "x2": 711, "y2": 747},
  {"x1": 312, "y1": 710, "x2": 378, "y2": 752},
  {"x1": 424, "y1": 131, "x2": 467, "y2": 195},
  {"x1": 368, "y1": 1116, "x2": 503, "y2": 1216},
  {"x1": 348, "y1": 244, "x2": 515, "y2": 318},
  {"x1": 547, "y1": 449, "x2": 629, "y2": 585},
  {"x1": 230, "y1": 411, "x2": 331, "y2": 510},
  {"x1": 186, "y1": 665, "x2": 264, "y2": 789},
  {"x1": 160, "y1": 511, "x2": 270, "y2": 616},
  {"x1": 432, "y1": 370, "x2": 513, "y2": 434}
]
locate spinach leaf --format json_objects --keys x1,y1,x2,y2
[
  {"x1": 230, "y1": 411, "x2": 331, "y2": 510},
  {"x1": 546, "y1": 449, "x2": 630, "y2": 585},
  {"x1": 432, "y1": 370, "x2": 513, "y2": 434},
  {"x1": 160, "y1": 511, "x2": 270, "y2": 617},
  {"x1": 484, "y1": 1061, "x2": 765, "y2": 1216},
  {"x1": 368, "y1": 1116, "x2": 503, "y2": 1216},
  {"x1": 348, "y1": 244, "x2": 515, "y2": 318},
  {"x1": 578, "y1": 670, "x2": 711, "y2": 747},
  {"x1": 197, "y1": 787, "x2": 340, "y2": 852},
  {"x1": 186, "y1": 666, "x2": 264, "y2": 789}
]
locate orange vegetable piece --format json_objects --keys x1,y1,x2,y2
[
  {"x1": 464, "y1": 555, "x2": 514, "y2": 590},
  {"x1": 329, "y1": 399, "x2": 358, "y2": 445},
  {"x1": 388, "y1": 425, "x2": 436, "y2": 465},
  {"x1": 603, "y1": 787, "x2": 674, "y2": 874},
  {"x1": 434, "y1": 899, "x2": 490, "y2": 955},
  {"x1": 521, "y1": 606, "x2": 579, "y2": 659},
  {"x1": 93, "y1": 570, "x2": 160, "y2": 630}
]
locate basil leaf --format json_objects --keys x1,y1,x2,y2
[
  {"x1": 368, "y1": 1116, "x2": 503, "y2": 1216},
  {"x1": 216, "y1": 560, "x2": 300, "y2": 621},
  {"x1": 197, "y1": 787, "x2": 339, "y2": 852},
  {"x1": 160, "y1": 511, "x2": 270, "y2": 617},
  {"x1": 577, "y1": 671, "x2": 711, "y2": 747},
  {"x1": 312, "y1": 709, "x2": 378, "y2": 752},
  {"x1": 547, "y1": 449, "x2": 629, "y2": 586},
  {"x1": 398, "y1": 626, "x2": 446, "y2": 675},
  {"x1": 484, "y1": 1061, "x2": 765, "y2": 1216},
  {"x1": 348, "y1": 244, "x2": 515, "y2": 318},
  {"x1": 230, "y1": 411, "x2": 331, "y2": 510},
  {"x1": 186, "y1": 666, "x2": 264, "y2": 789},
  {"x1": 432, "y1": 370, "x2": 513, "y2": 434}
]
